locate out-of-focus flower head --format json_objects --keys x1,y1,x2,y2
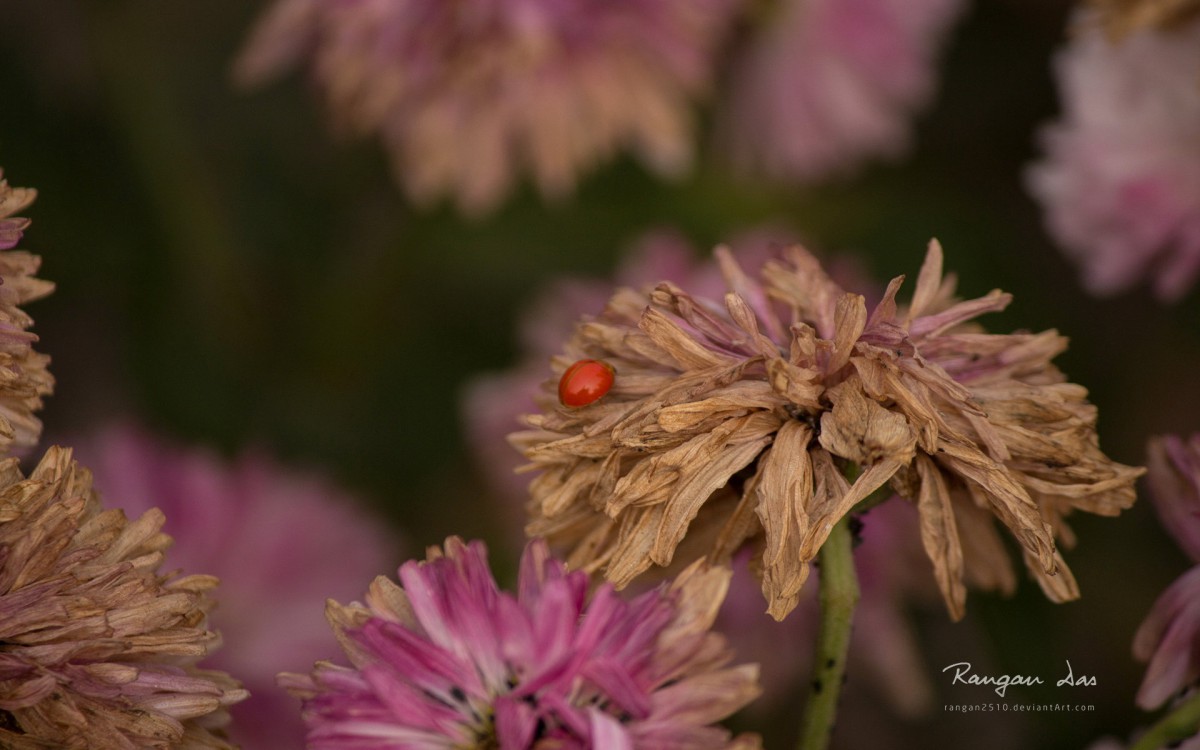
[
  {"x1": 0, "y1": 446, "x2": 246, "y2": 748},
  {"x1": 234, "y1": 0, "x2": 739, "y2": 215},
  {"x1": 1027, "y1": 12, "x2": 1200, "y2": 301},
  {"x1": 717, "y1": 0, "x2": 965, "y2": 183},
  {"x1": 281, "y1": 536, "x2": 762, "y2": 749},
  {"x1": 0, "y1": 171, "x2": 54, "y2": 456},
  {"x1": 1135, "y1": 435, "x2": 1200, "y2": 710},
  {"x1": 512, "y1": 240, "x2": 1142, "y2": 621},
  {"x1": 1086, "y1": 0, "x2": 1200, "y2": 38},
  {"x1": 73, "y1": 424, "x2": 398, "y2": 750}
]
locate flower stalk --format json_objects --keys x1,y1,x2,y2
[
  {"x1": 1129, "y1": 691, "x2": 1200, "y2": 750},
  {"x1": 797, "y1": 513, "x2": 860, "y2": 750}
]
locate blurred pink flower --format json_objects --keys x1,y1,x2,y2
[
  {"x1": 718, "y1": 0, "x2": 965, "y2": 183},
  {"x1": 280, "y1": 536, "x2": 762, "y2": 749},
  {"x1": 73, "y1": 424, "x2": 399, "y2": 750},
  {"x1": 1134, "y1": 435, "x2": 1200, "y2": 710},
  {"x1": 234, "y1": 0, "x2": 739, "y2": 215},
  {"x1": 1027, "y1": 13, "x2": 1200, "y2": 301},
  {"x1": 716, "y1": 500, "x2": 935, "y2": 716}
]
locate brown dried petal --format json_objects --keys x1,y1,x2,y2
[
  {"x1": 651, "y1": 413, "x2": 781, "y2": 566},
  {"x1": 657, "y1": 381, "x2": 783, "y2": 433},
  {"x1": 651, "y1": 283, "x2": 753, "y2": 355},
  {"x1": 1023, "y1": 548, "x2": 1080, "y2": 603},
  {"x1": 818, "y1": 379, "x2": 918, "y2": 467},
  {"x1": 828, "y1": 293, "x2": 868, "y2": 375},
  {"x1": 907, "y1": 239, "x2": 946, "y2": 322},
  {"x1": 766, "y1": 357, "x2": 823, "y2": 409},
  {"x1": 800, "y1": 457, "x2": 906, "y2": 562},
  {"x1": 1086, "y1": 0, "x2": 1200, "y2": 37},
  {"x1": 754, "y1": 421, "x2": 814, "y2": 619},
  {"x1": 708, "y1": 485, "x2": 763, "y2": 563},
  {"x1": 935, "y1": 437, "x2": 1057, "y2": 574},
  {"x1": 850, "y1": 353, "x2": 942, "y2": 452},
  {"x1": 952, "y1": 492, "x2": 1017, "y2": 594},
  {"x1": 607, "y1": 505, "x2": 667, "y2": 586},
  {"x1": 716, "y1": 245, "x2": 786, "y2": 343},
  {"x1": 724, "y1": 292, "x2": 784, "y2": 359},
  {"x1": 762, "y1": 246, "x2": 844, "y2": 339},
  {"x1": 639, "y1": 307, "x2": 736, "y2": 370},
  {"x1": 914, "y1": 455, "x2": 967, "y2": 620}
]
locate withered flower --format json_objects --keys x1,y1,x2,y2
[
  {"x1": 0, "y1": 171, "x2": 53, "y2": 456},
  {"x1": 1086, "y1": 0, "x2": 1200, "y2": 38},
  {"x1": 0, "y1": 447, "x2": 247, "y2": 748},
  {"x1": 513, "y1": 241, "x2": 1142, "y2": 620}
]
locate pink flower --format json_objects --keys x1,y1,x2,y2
[
  {"x1": 1027, "y1": 13, "x2": 1200, "y2": 301},
  {"x1": 234, "y1": 0, "x2": 739, "y2": 215},
  {"x1": 718, "y1": 0, "x2": 965, "y2": 183},
  {"x1": 72, "y1": 424, "x2": 399, "y2": 750},
  {"x1": 281, "y1": 537, "x2": 762, "y2": 749},
  {"x1": 1134, "y1": 435, "x2": 1200, "y2": 709}
]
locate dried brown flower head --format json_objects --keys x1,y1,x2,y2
[
  {"x1": 0, "y1": 447, "x2": 247, "y2": 748},
  {"x1": 1085, "y1": 0, "x2": 1200, "y2": 37},
  {"x1": 512, "y1": 241, "x2": 1142, "y2": 621},
  {"x1": 0, "y1": 172, "x2": 53, "y2": 456}
]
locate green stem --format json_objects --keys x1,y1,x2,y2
[
  {"x1": 1130, "y1": 692, "x2": 1200, "y2": 750},
  {"x1": 796, "y1": 515, "x2": 860, "y2": 750},
  {"x1": 850, "y1": 483, "x2": 893, "y2": 515}
]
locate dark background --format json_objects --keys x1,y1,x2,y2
[{"x1": 1, "y1": 1, "x2": 1196, "y2": 747}]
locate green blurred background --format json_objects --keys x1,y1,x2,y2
[{"x1": 1, "y1": 0, "x2": 1198, "y2": 747}]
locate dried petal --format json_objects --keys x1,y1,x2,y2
[{"x1": 517, "y1": 240, "x2": 1140, "y2": 619}]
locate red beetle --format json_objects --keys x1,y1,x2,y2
[{"x1": 558, "y1": 359, "x2": 615, "y2": 408}]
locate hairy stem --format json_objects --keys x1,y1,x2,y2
[{"x1": 796, "y1": 514, "x2": 860, "y2": 750}]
